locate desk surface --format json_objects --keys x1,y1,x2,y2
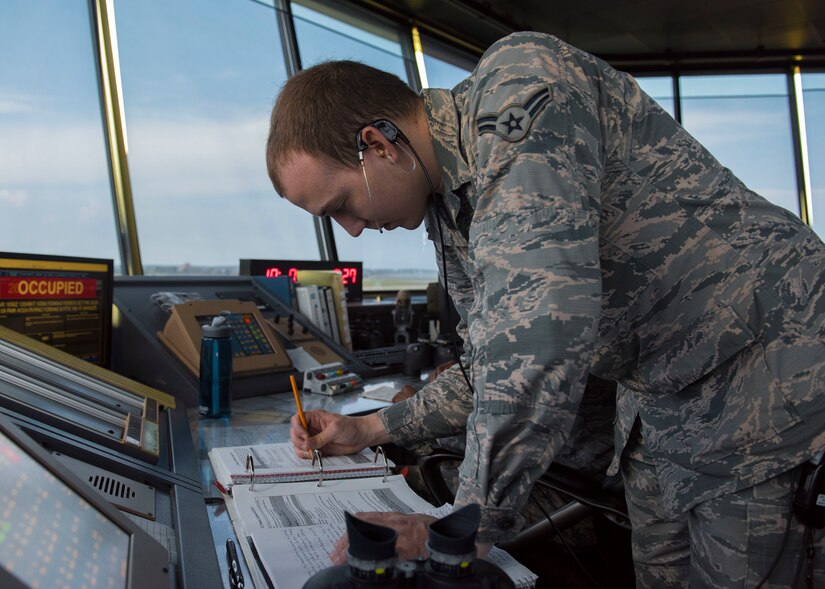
[{"x1": 189, "y1": 374, "x2": 419, "y2": 589}]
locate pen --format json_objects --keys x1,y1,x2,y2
[
  {"x1": 290, "y1": 374, "x2": 309, "y2": 429},
  {"x1": 226, "y1": 538, "x2": 245, "y2": 589}
]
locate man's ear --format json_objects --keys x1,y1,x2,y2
[{"x1": 361, "y1": 126, "x2": 397, "y2": 160}]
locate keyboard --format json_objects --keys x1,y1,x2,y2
[{"x1": 354, "y1": 344, "x2": 408, "y2": 367}]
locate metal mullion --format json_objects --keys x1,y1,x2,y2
[
  {"x1": 319, "y1": 216, "x2": 339, "y2": 261},
  {"x1": 275, "y1": 0, "x2": 337, "y2": 261},
  {"x1": 788, "y1": 66, "x2": 814, "y2": 226},
  {"x1": 275, "y1": 0, "x2": 302, "y2": 76},
  {"x1": 90, "y1": 0, "x2": 143, "y2": 275},
  {"x1": 672, "y1": 73, "x2": 682, "y2": 124},
  {"x1": 402, "y1": 25, "x2": 423, "y2": 93}
]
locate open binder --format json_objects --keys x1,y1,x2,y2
[
  {"x1": 208, "y1": 442, "x2": 392, "y2": 492},
  {"x1": 222, "y1": 473, "x2": 537, "y2": 589},
  {"x1": 210, "y1": 442, "x2": 537, "y2": 589},
  {"x1": 209, "y1": 442, "x2": 536, "y2": 589}
]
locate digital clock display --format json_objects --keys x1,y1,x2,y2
[
  {"x1": 263, "y1": 265, "x2": 358, "y2": 287},
  {"x1": 239, "y1": 259, "x2": 363, "y2": 301}
]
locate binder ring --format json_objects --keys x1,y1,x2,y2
[
  {"x1": 245, "y1": 454, "x2": 256, "y2": 492},
  {"x1": 374, "y1": 445, "x2": 389, "y2": 483},
  {"x1": 312, "y1": 449, "x2": 324, "y2": 487}
]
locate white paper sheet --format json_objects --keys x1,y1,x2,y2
[
  {"x1": 233, "y1": 474, "x2": 435, "y2": 531},
  {"x1": 286, "y1": 347, "x2": 322, "y2": 371},
  {"x1": 360, "y1": 384, "x2": 398, "y2": 402},
  {"x1": 250, "y1": 512, "x2": 537, "y2": 589},
  {"x1": 240, "y1": 485, "x2": 535, "y2": 589},
  {"x1": 251, "y1": 525, "x2": 341, "y2": 589}
]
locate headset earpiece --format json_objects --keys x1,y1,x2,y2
[{"x1": 355, "y1": 119, "x2": 406, "y2": 154}]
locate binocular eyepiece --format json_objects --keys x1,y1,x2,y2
[{"x1": 303, "y1": 504, "x2": 515, "y2": 589}]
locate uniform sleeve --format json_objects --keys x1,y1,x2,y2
[
  {"x1": 379, "y1": 238, "x2": 477, "y2": 446},
  {"x1": 453, "y1": 34, "x2": 604, "y2": 543}
]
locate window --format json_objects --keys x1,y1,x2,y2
[
  {"x1": 635, "y1": 76, "x2": 675, "y2": 118},
  {"x1": 419, "y1": 34, "x2": 476, "y2": 90},
  {"x1": 802, "y1": 73, "x2": 825, "y2": 239},
  {"x1": 0, "y1": 0, "x2": 118, "y2": 265},
  {"x1": 679, "y1": 74, "x2": 799, "y2": 216},
  {"x1": 292, "y1": 1, "x2": 408, "y2": 77},
  {"x1": 292, "y1": 0, "x2": 438, "y2": 291},
  {"x1": 114, "y1": 0, "x2": 310, "y2": 275}
]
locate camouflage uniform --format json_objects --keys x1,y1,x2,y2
[{"x1": 378, "y1": 31, "x2": 825, "y2": 582}]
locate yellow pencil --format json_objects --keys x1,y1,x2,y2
[{"x1": 290, "y1": 374, "x2": 309, "y2": 429}]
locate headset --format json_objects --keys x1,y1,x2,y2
[
  {"x1": 355, "y1": 120, "x2": 407, "y2": 233},
  {"x1": 356, "y1": 119, "x2": 404, "y2": 158},
  {"x1": 355, "y1": 119, "x2": 476, "y2": 396}
]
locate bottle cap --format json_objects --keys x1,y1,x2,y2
[{"x1": 202, "y1": 314, "x2": 232, "y2": 338}]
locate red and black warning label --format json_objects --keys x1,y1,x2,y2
[{"x1": 0, "y1": 277, "x2": 97, "y2": 300}]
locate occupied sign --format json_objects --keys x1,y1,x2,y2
[{"x1": 0, "y1": 277, "x2": 97, "y2": 299}]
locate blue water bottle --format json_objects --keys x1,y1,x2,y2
[{"x1": 199, "y1": 314, "x2": 233, "y2": 418}]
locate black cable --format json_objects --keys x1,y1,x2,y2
[
  {"x1": 396, "y1": 134, "x2": 475, "y2": 395},
  {"x1": 531, "y1": 495, "x2": 608, "y2": 589},
  {"x1": 432, "y1": 205, "x2": 475, "y2": 393},
  {"x1": 791, "y1": 526, "x2": 814, "y2": 589},
  {"x1": 404, "y1": 130, "x2": 610, "y2": 589}
]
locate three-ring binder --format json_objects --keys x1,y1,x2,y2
[
  {"x1": 250, "y1": 445, "x2": 389, "y2": 489},
  {"x1": 308, "y1": 446, "x2": 388, "y2": 488},
  {"x1": 219, "y1": 443, "x2": 395, "y2": 493}
]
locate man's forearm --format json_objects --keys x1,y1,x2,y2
[
  {"x1": 361, "y1": 411, "x2": 392, "y2": 447},
  {"x1": 380, "y1": 365, "x2": 474, "y2": 447}
]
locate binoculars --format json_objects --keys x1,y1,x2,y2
[{"x1": 303, "y1": 504, "x2": 515, "y2": 589}]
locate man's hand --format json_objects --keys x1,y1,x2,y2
[
  {"x1": 391, "y1": 360, "x2": 457, "y2": 403},
  {"x1": 431, "y1": 360, "x2": 456, "y2": 379},
  {"x1": 289, "y1": 409, "x2": 389, "y2": 457},
  {"x1": 391, "y1": 384, "x2": 417, "y2": 403},
  {"x1": 330, "y1": 512, "x2": 437, "y2": 565},
  {"x1": 476, "y1": 542, "x2": 492, "y2": 559}
]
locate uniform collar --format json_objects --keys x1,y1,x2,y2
[{"x1": 422, "y1": 88, "x2": 472, "y2": 230}]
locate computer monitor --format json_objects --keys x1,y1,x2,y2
[
  {"x1": 0, "y1": 252, "x2": 113, "y2": 367},
  {"x1": 240, "y1": 259, "x2": 363, "y2": 301},
  {"x1": 0, "y1": 412, "x2": 169, "y2": 589}
]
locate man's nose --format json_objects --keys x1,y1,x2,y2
[{"x1": 335, "y1": 215, "x2": 365, "y2": 238}]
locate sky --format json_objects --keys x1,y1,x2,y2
[{"x1": 1, "y1": 0, "x2": 822, "y2": 274}]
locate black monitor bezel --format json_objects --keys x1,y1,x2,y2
[
  {"x1": 0, "y1": 412, "x2": 169, "y2": 589},
  {"x1": 0, "y1": 251, "x2": 114, "y2": 367}
]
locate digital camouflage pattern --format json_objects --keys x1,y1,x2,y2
[
  {"x1": 622, "y1": 421, "x2": 825, "y2": 588},
  {"x1": 379, "y1": 32, "x2": 825, "y2": 548}
]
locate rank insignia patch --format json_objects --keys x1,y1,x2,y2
[{"x1": 477, "y1": 86, "x2": 552, "y2": 142}]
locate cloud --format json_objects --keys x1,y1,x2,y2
[
  {"x1": 682, "y1": 105, "x2": 788, "y2": 145},
  {"x1": 0, "y1": 121, "x2": 109, "y2": 185},
  {"x1": 0, "y1": 92, "x2": 37, "y2": 114},
  {"x1": 125, "y1": 115, "x2": 273, "y2": 199},
  {"x1": 0, "y1": 189, "x2": 28, "y2": 206},
  {"x1": 0, "y1": 113, "x2": 275, "y2": 199}
]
